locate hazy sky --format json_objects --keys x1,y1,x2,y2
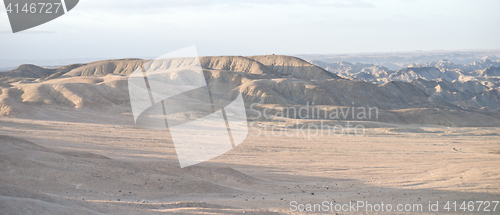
[{"x1": 1, "y1": 0, "x2": 499, "y2": 62}]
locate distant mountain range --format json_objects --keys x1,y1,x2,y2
[
  {"x1": 1, "y1": 55, "x2": 500, "y2": 127},
  {"x1": 307, "y1": 57, "x2": 500, "y2": 111},
  {"x1": 298, "y1": 49, "x2": 500, "y2": 70}
]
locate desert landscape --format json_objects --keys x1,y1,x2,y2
[{"x1": 0, "y1": 54, "x2": 499, "y2": 214}]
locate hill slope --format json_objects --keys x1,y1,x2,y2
[{"x1": 1, "y1": 55, "x2": 499, "y2": 126}]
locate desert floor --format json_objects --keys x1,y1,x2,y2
[{"x1": 0, "y1": 114, "x2": 499, "y2": 214}]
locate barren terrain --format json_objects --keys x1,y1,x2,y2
[
  {"x1": 1, "y1": 115, "x2": 499, "y2": 214},
  {"x1": 0, "y1": 55, "x2": 499, "y2": 214}
]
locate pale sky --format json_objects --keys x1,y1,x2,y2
[{"x1": 1, "y1": 0, "x2": 499, "y2": 64}]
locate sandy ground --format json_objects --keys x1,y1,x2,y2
[{"x1": 0, "y1": 114, "x2": 499, "y2": 214}]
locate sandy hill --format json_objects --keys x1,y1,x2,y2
[
  {"x1": 62, "y1": 59, "x2": 146, "y2": 77},
  {"x1": 1, "y1": 55, "x2": 500, "y2": 126},
  {"x1": 0, "y1": 64, "x2": 82, "y2": 82}
]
